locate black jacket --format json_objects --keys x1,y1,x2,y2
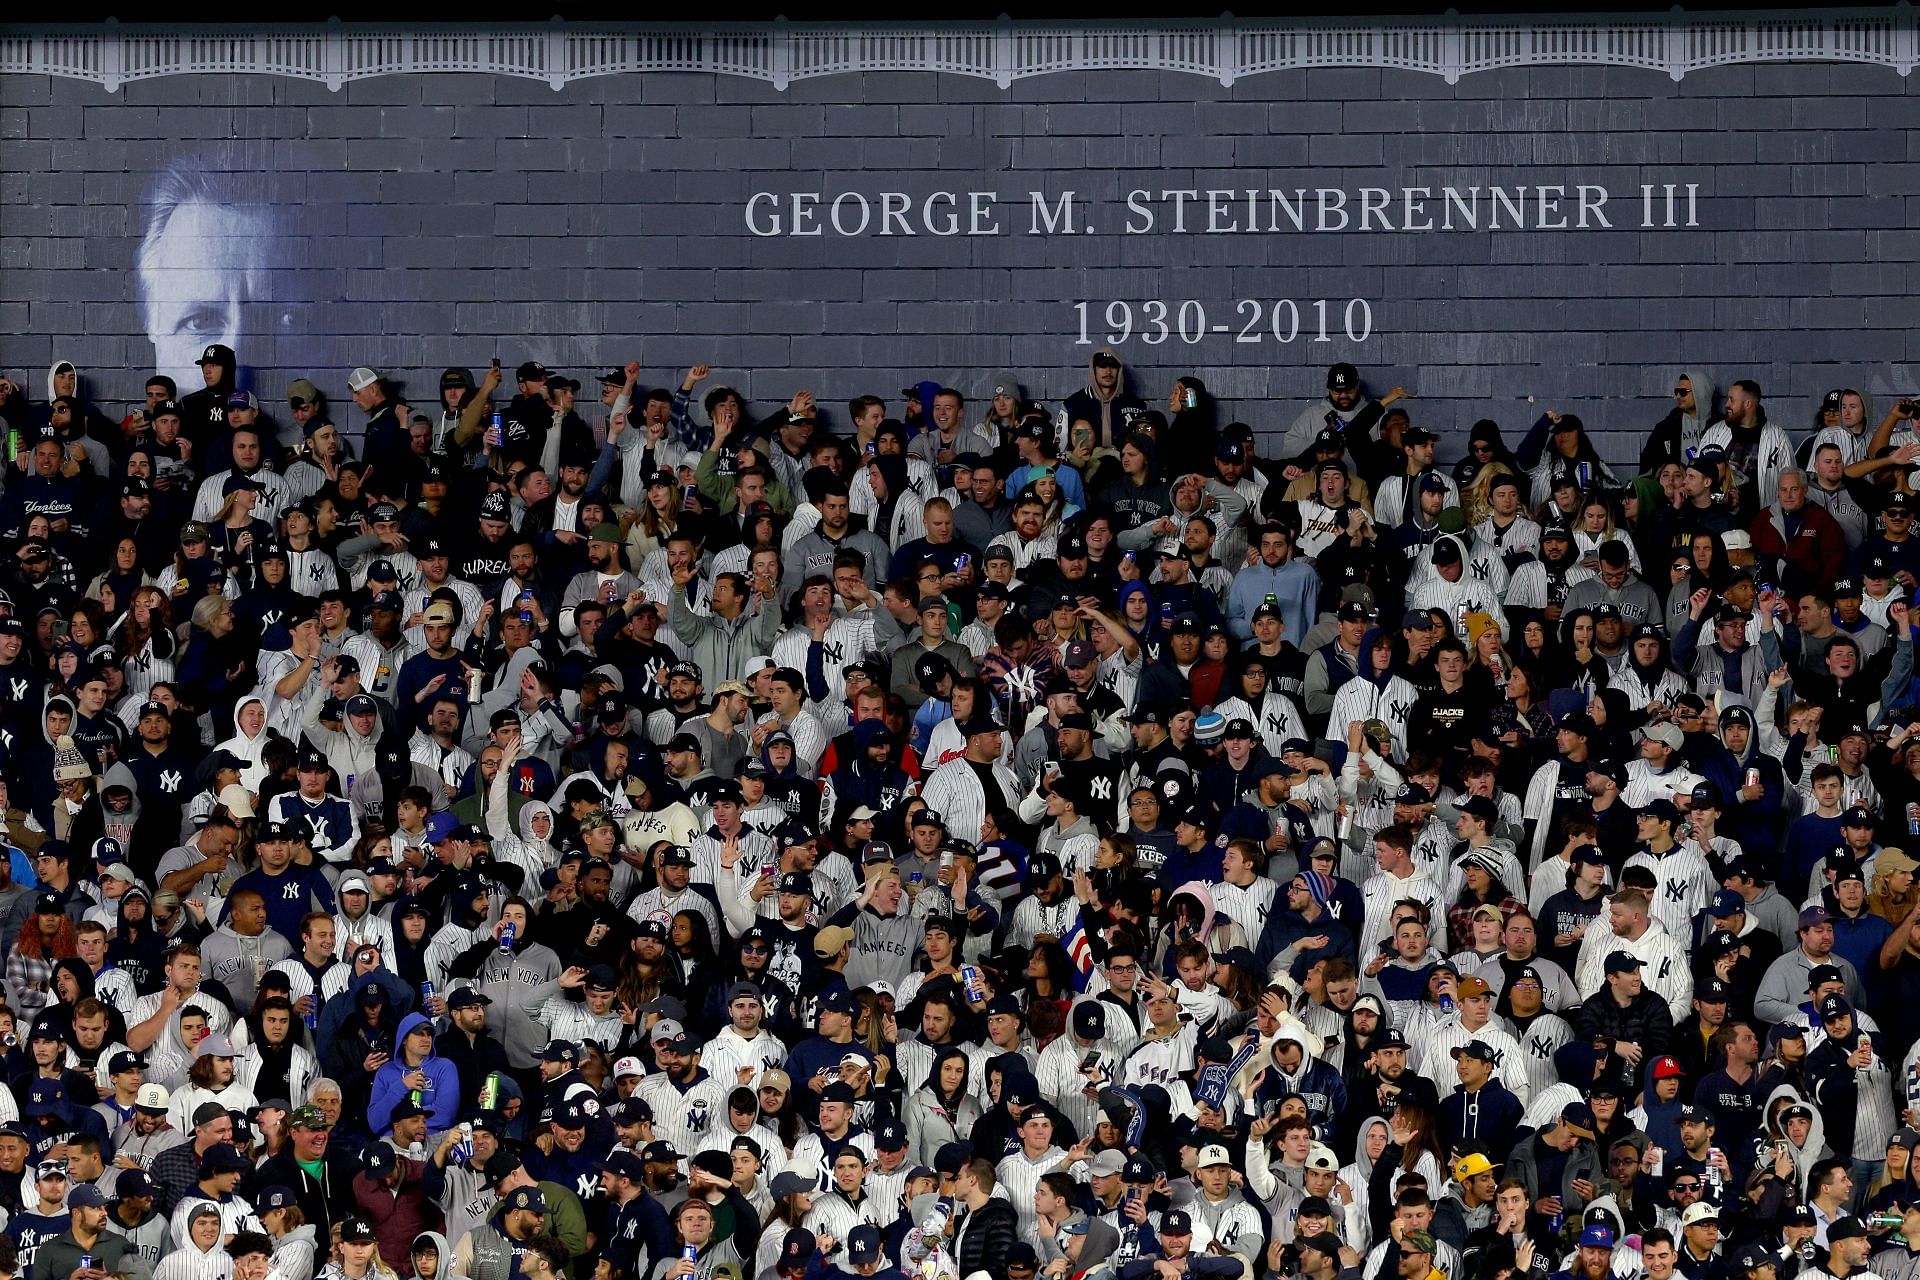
[
  {"x1": 1572, "y1": 987, "x2": 1674, "y2": 1090},
  {"x1": 434, "y1": 1025, "x2": 513, "y2": 1116},
  {"x1": 256, "y1": 1143, "x2": 361, "y2": 1239},
  {"x1": 952, "y1": 1196, "x2": 1019, "y2": 1278}
]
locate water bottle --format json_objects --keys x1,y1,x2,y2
[{"x1": 499, "y1": 921, "x2": 516, "y2": 953}]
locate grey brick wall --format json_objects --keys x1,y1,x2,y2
[{"x1": 3, "y1": 61, "x2": 1918, "y2": 469}]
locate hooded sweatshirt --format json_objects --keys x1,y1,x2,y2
[
  {"x1": 367, "y1": 1011, "x2": 460, "y2": 1134},
  {"x1": 210, "y1": 696, "x2": 271, "y2": 792},
  {"x1": 1641, "y1": 369, "x2": 1718, "y2": 473},
  {"x1": 1061, "y1": 349, "x2": 1147, "y2": 449}
]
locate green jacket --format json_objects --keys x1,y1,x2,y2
[
  {"x1": 30, "y1": 1229, "x2": 132, "y2": 1280},
  {"x1": 695, "y1": 448, "x2": 795, "y2": 515}
]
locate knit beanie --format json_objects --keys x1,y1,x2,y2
[
  {"x1": 1301, "y1": 870, "x2": 1336, "y2": 909},
  {"x1": 50, "y1": 736, "x2": 89, "y2": 783}
]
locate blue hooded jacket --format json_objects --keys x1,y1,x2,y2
[{"x1": 367, "y1": 1011, "x2": 461, "y2": 1134}]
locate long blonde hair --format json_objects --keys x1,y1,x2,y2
[{"x1": 1464, "y1": 460, "x2": 1517, "y2": 527}]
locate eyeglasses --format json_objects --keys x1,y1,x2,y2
[
  {"x1": 1674, "y1": 388, "x2": 1690, "y2": 397},
  {"x1": 1671, "y1": 1181, "x2": 1701, "y2": 1191},
  {"x1": 742, "y1": 943, "x2": 769, "y2": 953},
  {"x1": 1106, "y1": 962, "x2": 1138, "y2": 973}
]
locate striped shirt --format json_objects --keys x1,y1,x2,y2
[
  {"x1": 535, "y1": 994, "x2": 626, "y2": 1051},
  {"x1": 995, "y1": 1146, "x2": 1069, "y2": 1237},
  {"x1": 169, "y1": 1193, "x2": 262, "y2": 1249},
  {"x1": 154, "y1": 1244, "x2": 233, "y2": 1280}
]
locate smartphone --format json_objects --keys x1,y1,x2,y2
[
  {"x1": 1080, "y1": 1050, "x2": 1101, "y2": 1072},
  {"x1": 491, "y1": 357, "x2": 501, "y2": 371},
  {"x1": 1185, "y1": 389, "x2": 1197, "y2": 410}
]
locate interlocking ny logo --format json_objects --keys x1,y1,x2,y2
[{"x1": 158, "y1": 769, "x2": 183, "y2": 791}]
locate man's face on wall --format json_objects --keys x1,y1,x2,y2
[{"x1": 138, "y1": 192, "x2": 289, "y2": 392}]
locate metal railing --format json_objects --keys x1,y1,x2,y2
[{"x1": 1, "y1": 10, "x2": 1915, "y2": 91}]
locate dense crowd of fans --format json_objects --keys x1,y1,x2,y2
[{"x1": 0, "y1": 346, "x2": 1916, "y2": 1280}]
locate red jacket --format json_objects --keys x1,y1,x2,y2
[{"x1": 1748, "y1": 501, "x2": 1845, "y2": 594}]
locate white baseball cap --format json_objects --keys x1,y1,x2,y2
[
  {"x1": 613, "y1": 1056, "x2": 644, "y2": 1079},
  {"x1": 1197, "y1": 1144, "x2": 1233, "y2": 1168},
  {"x1": 216, "y1": 783, "x2": 255, "y2": 819},
  {"x1": 347, "y1": 367, "x2": 380, "y2": 392}
]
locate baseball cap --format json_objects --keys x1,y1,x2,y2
[{"x1": 1454, "y1": 1153, "x2": 1495, "y2": 1181}]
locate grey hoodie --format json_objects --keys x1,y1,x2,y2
[
  {"x1": 102, "y1": 1195, "x2": 171, "y2": 1280},
  {"x1": 198, "y1": 919, "x2": 292, "y2": 1008},
  {"x1": 409, "y1": 1230, "x2": 451, "y2": 1280},
  {"x1": 1675, "y1": 369, "x2": 1717, "y2": 459}
]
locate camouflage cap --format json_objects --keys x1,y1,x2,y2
[
  {"x1": 1402, "y1": 1231, "x2": 1437, "y2": 1256},
  {"x1": 288, "y1": 1104, "x2": 331, "y2": 1130}
]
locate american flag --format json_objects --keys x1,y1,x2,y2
[{"x1": 1062, "y1": 916, "x2": 1094, "y2": 992}]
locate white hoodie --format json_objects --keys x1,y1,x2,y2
[{"x1": 214, "y1": 694, "x2": 273, "y2": 792}]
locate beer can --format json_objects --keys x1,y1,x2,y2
[{"x1": 1745, "y1": 768, "x2": 1761, "y2": 791}]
